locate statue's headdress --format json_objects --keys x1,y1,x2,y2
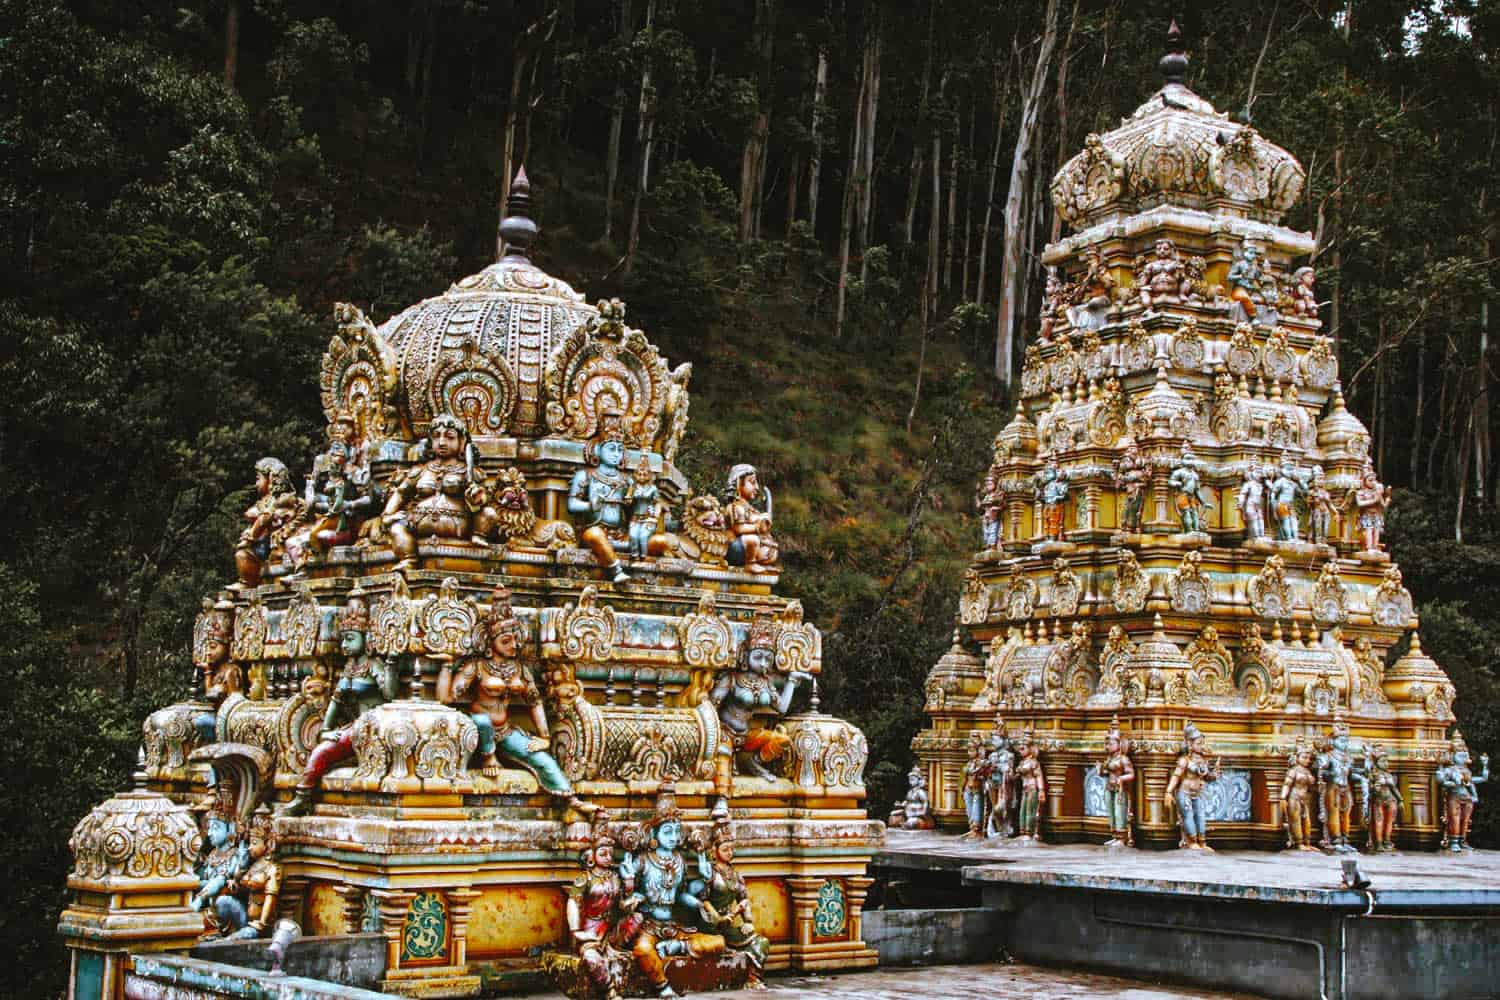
[
  {"x1": 193, "y1": 595, "x2": 236, "y2": 662},
  {"x1": 727, "y1": 463, "x2": 759, "y2": 493},
  {"x1": 338, "y1": 590, "x2": 370, "y2": 634},
  {"x1": 1330, "y1": 712, "x2": 1350, "y2": 740},
  {"x1": 710, "y1": 818, "x2": 735, "y2": 849},
  {"x1": 1106, "y1": 714, "x2": 1129, "y2": 753},
  {"x1": 1183, "y1": 721, "x2": 1205, "y2": 751},
  {"x1": 478, "y1": 585, "x2": 522, "y2": 646},
  {"x1": 649, "y1": 781, "x2": 682, "y2": 831}
]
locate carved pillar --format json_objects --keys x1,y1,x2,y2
[
  {"x1": 784, "y1": 876, "x2": 824, "y2": 954},
  {"x1": 445, "y1": 888, "x2": 482, "y2": 969},
  {"x1": 843, "y1": 876, "x2": 875, "y2": 949},
  {"x1": 1007, "y1": 494, "x2": 1022, "y2": 545},
  {"x1": 370, "y1": 889, "x2": 418, "y2": 974},
  {"x1": 334, "y1": 883, "x2": 368, "y2": 935},
  {"x1": 277, "y1": 876, "x2": 309, "y2": 927},
  {"x1": 1042, "y1": 756, "x2": 1069, "y2": 823},
  {"x1": 1147, "y1": 465, "x2": 1172, "y2": 532},
  {"x1": 1138, "y1": 758, "x2": 1174, "y2": 834},
  {"x1": 1262, "y1": 761, "x2": 1287, "y2": 842}
]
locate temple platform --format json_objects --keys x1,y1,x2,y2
[{"x1": 874, "y1": 831, "x2": 1500, "y2": 1000}]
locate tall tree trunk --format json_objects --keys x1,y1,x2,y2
[
  {"x1": 976, "y1": 52, "x2": 1011, "y2": 308},
  {"x1": 1048, "y1": 0, "x2": 1081, "y2": 242},
  {"x1": 807, "y1": 44, "x2": 828, "y2": 233},
  {"x1": 910, "y1": 87, "x2": 943, "y2": 433},
  {"x1": 785, "y1": 153, "x2": 801, "y2": 240},
  {"x1": 1477, "y1": 134, "x2": 1494, "y2": 501},
  {"x1": 739, "y1": 0, "x2": 776, "y2": 243},
  {"x1": 1456, "y1": 404, "x2": 1474, "y2": 543},
  {"x1": 857, "y1": 27, "x2": 881, "y2": 278},
  {"x1": 624, "y1": 0, "x2": 658, "y2": 275},
  {"x1": 836, "y1": 30, "x2": 875, "y2": 337},
  {"x1": 603, "y1": 0, "x2": 633, "y2": 242},
  {"x1": 995, "y1": 0, "x2": 1060, "y2": 385},
  {"x1": 962, "y1": 97, "x2": 975, "y2": 300},
  {"x1": 223, "y1": 0, "x2": 241, "y2": 88},
  {"x1": 903, "y1": 1, "x2": 937, "y2": 246},
  {"x1": 944, "y1": 92, "x2": 959, "y2": 292}
]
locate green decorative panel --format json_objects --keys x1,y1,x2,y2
[
  {"x1": 812, "y1": 879, "x2": 847, "y2": 939},
  {"x1": 401, "y1": 892, "x2": 449, "y2": 963},
  {"x1": 74, "y1": 951, "x2": 105, "y2": 1000}
]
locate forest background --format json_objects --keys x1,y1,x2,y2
[{"x1": 3, "y1": 1, "x2": 1499, "y2": 994}]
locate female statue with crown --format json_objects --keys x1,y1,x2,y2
[
  {"x1": 724, "y1": 465, "x2": 779, "y2": 574},
  {"x1": 557, "y1": 810, "x2": 642, "y2": 1000},
  {"x1": 382, "y1": 413, "x2": 499, "y2": 568},
  {"x1": 710, "y1": 616, "x2": 812, "y2": 816},
  {"x1": 1012, "y1": 731, "x2": 1046, "y2": 843},
  {"x1": 695, "y1": 820, "x2": 770, "y2": 982},
  {"x1": 1094, "y1": 717, "x2": 1135, "y2": 847},
  {"x1": 1280, "y1": 739, "x2": 1320, "y2": 852},
  {"x1": 1366, "y1": 746, "x2": 1404, "y2": 853}
]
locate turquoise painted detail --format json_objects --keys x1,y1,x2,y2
[
  {"x1": 812, "y1": 879, "x2": 847, "y2": 938},
  {"x1": 401, "y1": 892, "x2": 448, "y2": 962},
  {"x1": 74, "y1": 951, "x2": 104, "y2": 1000}
]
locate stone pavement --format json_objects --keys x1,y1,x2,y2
[{"x1": 534, "y1": 964, "x2": 1250, "y2": 999}]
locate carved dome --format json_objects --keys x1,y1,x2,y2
[
  {"x1": 67, "y1": 791, "x2": 201, "y2": 891},
  {"x1": 1316, "y1": 384, "x2": 1372, "y2": 461},
  {"x1": 1128, "y1": 615, "x2": 1191, "y2": 675},
  {"x1": 320, "y1": 170, "x2": 692, "y2": 462},
  {"x1": 1050, "y1": 35, "x2": 1304, "y2": 229}
]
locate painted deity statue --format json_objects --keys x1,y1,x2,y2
[
  {"x1": 984, "y1": 725, "x2": 1016, "y2": 838},
  {"x1": 1290, "y1": 266, "x2": 1318, "y2": 318},
  {"x1": 887, "y1": 766, "x2": 936, "y2": 831},
  {"x1": 625, "y1": 462, "x2": 662, "y2": 560},
  {"x1": 709, "y1": 617, "x2": 811, "y2": 817},
  {"x1": 1114, "y1": 443, "x2": 1148, "y2": 535},
  {"x1": 695, "y1": 821, "x2": 771, "y2": 981},
  {"x1": 191, "y1": 782, "x2": 251, "y2": 914},
  {"x1": 1168, "y1": 446, "x2": 1214, "y2": 534},
  {"x1": 1281, "y1": 740, "x2": 1320, "y2": 852},
  {"x1": 568, "y1": 415, "x2": 632, "y2": 581},
  {"x1": 1038, "y1": 268, "x2": 1063, "y2": 343},
  {"x1": 1436, "y1": 732, "x2": 1490, "y2": 853},
  {"x1": 1366, "y1": 746, "x2": 1404, "y2": 853},
  {"x1": 234, "y1": 457, "x2": 304, "y2": 586},
  {"x1": 1239, "y1": 464, "x2": 1267, "y2": 541},
  {"x1": 285, "y1": 413, "x2": 378, "y2": 572},
  {"x1": 976, "y1": 463, "x2": 1006, "y2": 549},
  {"x1": 1137, "y1": 238, "x2": 1192, "y2": 311},
  {"x1": 560, "y1": 810, "x2": 642, "y2": 1000},
  {"x1": 1268, "y1": 454, "x2": 1307, "y2": 542},
  {"x1": 620, "y1": 787, "x2": 726, "y2": 999},
  {"x1": 1306, "y1": 467, "x2": 1335, "y2": 546},
  {"x1": 1226, "y1": 242, "x2": 1270, "y2": 324},
  {"x1": 1165, "y1": 722, "x2": 1219, "y2": 851},
  {"x1": 1344, "y1": 462, "x2": 1393, "y2": 553},
  {"x1": 280, "y1": 593, "x2": 401, "y2": 816},
  {"x1": 1094, "y1": 716, "x2": 1135, "y2": 847},
  {"x1": 440, "y1": 586, "x2": 585, "y2": 811},
  {"x1": 209, "y1": 811, "x2": 282, "y2": 939},
  {"x1": 1066, "y1": 246, "x2": 1116, "y2": 333},
  {"x1": 383, "y1": 414, "x2": 499, "y2": 568},
  {"x1": 961, "y1": 733, "x2": 989, "y2": 838},
  {"x1": 1034, "y1": 460, "x2": 1070, "y2": 542},
  {"x1": 1318, "y1": 716, "x2": 1364, "y2": 853},
  {"x1": 724, "y1": 464, "x2": 779, "y2": 574},
  {"x1": 1012, "y1": 731, "x2": 1046, "y2": 842},
  {"x1": 192, "y1": 598, "x2": 242, "y2": 744}
]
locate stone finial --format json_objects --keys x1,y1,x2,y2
[
  {"x1": 499, "y1": 165, "x2": 538, "y2": 260},
  {"x1": 1160, "y1": 19, "x2": 1189, "y2": 85}
]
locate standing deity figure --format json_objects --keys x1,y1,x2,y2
[
  {"x1": 1281, "y1": 739, "x2": 1321, "y2": 852},
  {"x1": 561, "y1": 810, "x2": 642, "y2": 1000},
  {"x1": 383, "y1": 414, "x2": 499, "y2": 569},
  {"x1": 568, "y1": 413, "x2": 632, "y2": 582},
  {"x1": 984, "y1": 725, "x2": 1016, "y2": 838},
  {"x1": 960, "y1": 733, "x2": 990, "y2": 838},
  {"x1": 1366, "y1": 746, "x2": 1404, "y2": 853},
  {"x1": 1306, "y1": 467, "x2": 1335, "y2": 546},
  {"x1": 709, "y1": 617, "x2": 811, "y2": 817},
  {"x1": 1436, "y1": 732, "x2": 1490, "y2": 853},
  {"x1": 1165, "y1": 722, "x2": 1219, "y2": 851},
  {"x1": 1318, "y1": 715, "x2": 1363, "y2": 853},
  {"x1": 888, "y1": 766, "x2": 936, "y2": 831},
  {"x1": 1038, "y1": 268, "x2": 1063, "y2": 343},
  {"x1": 1344, "y1": 462, "x2": 1393, "y2": 554},
  {"x1": 210, "y1": 810, "x2": 283, "y2": 939},
  {"x1": 1238, "y1": 464, "x2": 1268, "y2": 541},
  {"x1": 1094, "y1": 716, "x2": 1135, "y2": 847},
  {"x1": 1114, "y1": 442, "x2": 1148, "y2": 535},
  {"x1": 1268, "y1": 454, "x2": 1307, "y2": 542},
  {"x1": 235, "y1": 457, "x2": 304, "y2": 586},
  {"x1": 1034, "y1": 459, "x2": 1070, "y2": 541},
  {"x1": 285, "y1": 414, "x2": 378, "y2": 572},
  {"x1": 696, "y1": 821, "x2": 771, "y2": 981},
  {"x1": 1168, "y1": 446, "x2": 1214, "y2": 534},
  {"x1": 976, "y1": 464, "x2": 1006, "y2": 549},
  {"x1": 1012, "y1": 731, "x2": 1046, "y2": 843},
  {"x1": 625, "y1": 462, "x2": 662, "y2": 560},
  {"x1": 439, "y1": 587, "x2": 584, "y2": 810},
  {"x1": 1290, "y1": 266, "x2": 1318, "y2": 318},
  {"x1": 1137, "y1": 238, "x2": 1191, "y2": 312},
  {"x1": 1227, "y1": 242, "x2": 1270, "y2": 324},
  {"x1": 1066, "y1": 246, "x2": 1116, "y2": 333},
  {"x1": 280, "y1": 593, "x2": 401, "y2": 816},
  {"x1": 620, "y1": 786, "x2": 726, "y2": 999},
  {"x1": 725, "y1": 464, "x2": 780, "y2": 574},
  {"x1": 192, "y1": 598, "x2": 242, "y2": 744}
]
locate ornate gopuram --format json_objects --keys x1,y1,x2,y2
[
  {"x1": 63, "y1": 173, "x2": 878, "y2": 1000},
  {"x1": 914, "y1": 35, "x2": 1461, "y2": 853}
]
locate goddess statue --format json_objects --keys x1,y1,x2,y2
[
  {"x1": 1290, "y1": 266, "x2": 1318, "y2": 318},
  {"x1": 1366, "y1": 746, "x2": 1404, "y2": 853},
  {"x1": 191, "y1": 782, "x2": 251, "y2": 914},
  {"x1": 1093, "y1": 716, "x2": 1135, "y2": 847},
  {"x1": 1436, "y1": 732, "x2": 1489, "y2": 853},
  {"x1": 560, "y1": 810, "x2": 642, "y2": 1000},
  {"x1": 192, "y1": 597, "x2": 242, "y2": 743},
  {"x1": 209, "y1": 810, "x2": 283, "y2": 939},
  {"x1": 725, "y1": 464, "x2": 779, "y2": 574},
  {"x1": 1344, "y1": 462, "x2": 1393, "y2": 553},
  {"x1": 1238, "y1": 464, "x2": 1267, "y2": 541},
  {"x1": 382, "y1": 414, "x2": 499, "y2": 569},
  {"x1": 285, "y1": 414, "x2": 378, "y2": 572},
  {"x1": 1114, "y1": 443, "x2": 1148, "y2": 535},
  {"x1": 960, "y1": 733, "x2": 989, "y2": 838},
  {"x1": 1034, "y1": 459, "x2": 1070, "y2": 541},
  {"x1": 1165, "y1": 722, "x2": 1219, "y2": 851},
  {"x1": 234, "y1": 457, "x2": 304, "y2": 586},
  {"x1": 976, "y1": 464, "x2": 1006, "y2": 549},
  {"x1": 1137, "y1": 238, "x2": 1192, "y2": 312},
  {"x1": 709, "y1": 617, "x2": 812, "y2": 816},
  {"x1": 887, "y1": 766, "x2": 936, "y2": 831},
  {"x1": 1280, "y1": 739, "x2": 1320, "y2": 852},
  {"x1": 625, "y1": 462, "x2": 662, "y2": 560},
  {"x1": 695, "y1": 821, "x2": 771, "y2": 981},
  {"x1": 1306, "y1": 467, "x2": 1335, "y2": 546},
  {"x1": 1167, "y1": 445, "x2": 1214, "y2": 534},
  {"x1": 1012, "y1": 731, "x2": 1046, "y2": 842}
]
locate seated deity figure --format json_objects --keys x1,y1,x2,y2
[
  {"x1": 725, "y1": 464, "x2": 780, "y2": 574},
  {"x1": 1227, "y1": 242, "x2": 1272, "y2": 324},
  {"x1": 1066, "y1": 246, "x2": 1116, "y2": 333},
  {"x1": 280, "y1": 593, "x2": 401, "y2": 816},
  {"x1": 192, "y1": 597, "x2": 242, "y2": 744},
  {"x1": 1269, "y1": 454, "x2": 1307, "y2": 542},
  {"x1": 1114, "y1": 442, "x2": 1148, "y2": 535},
  {"x1": 191, "y1": 782, "x2": 251, "y2": 914},
  {"x1": 709, "y1": 617, "x2": 812, "y2": 817},
  {"x1": 568, "y1": 413, "x2": 632, "y2": 582},
  {"x1": 1291, "y1": 266, "x2": 1318, "y2": 318},
  {"x1": 1137, "y1": 238, "x2": 1192, "y2": 311},
  {"x1": 1436, "y1": 733, "x2": 1490, "y2": 853},
  {"x1": 695, "y1": 820, "x2": 771, "y2": 981},
  {"x1": 1344, "y1": 462, "x2": 1393, "y2": 553},
  {"x1": 1165, "y1": 722, "x2": 1219, "y2": 851},
  {"x1": 561, "y1": 810, "x2": 643, "y2": 999},
  {"x1": 440, "y1": 587, "x2": 585, "y2": 811},
  {"x1": 234, "y1": 457, "x2": 304, "y2": 586},
  {"x1": 1280, "y1": 739, "x2": 1320, "y2": 852},
  {"x1": 382, "y1": 414, "x2": 499, "y2": 568},
  {"x1": 625, "y1": 462, "x2": 662, "y2": 560},
  {"x1": 619, "y1": 787, "x2": 726, "y2": 999},
  {"x1": 1094, "y1": 716, "x2": 1135, "y2": 847},
  {"x1": 1239, "y1": 464, "x2": 1268, "y2": 540},
  {"x1": 1168, "y1": 446, "x2": 1214, "y2": 534},
  {"x1": 1366, "y1": 746, "x2": 1404, "y2": 853},
  {"x1": 210, "y1": 811, "x2": 282, "y2": 939},
  {"x1": 887, "y1": 766, "x2": 936, "y2": 830},
  {"x1": 285, "y1": 413, "x2": 378, "y2": 572}
]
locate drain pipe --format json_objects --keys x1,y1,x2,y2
[{"x1": 1338, "y1": 890, "x2": 1377, "y2": 1000}]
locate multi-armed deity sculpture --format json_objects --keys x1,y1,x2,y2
[
  {"x1": 914, "y1": 26, "x2": 1468, "y2": 853},
  {"x1": 63, "y1": 171, "x2": 878, "y2": 998}
]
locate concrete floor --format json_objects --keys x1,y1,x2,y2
[{"x1": 535, "y1": 963, "x2": 1251, "y2": 999}]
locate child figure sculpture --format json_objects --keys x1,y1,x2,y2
[{"x1": 625, "y1": 463, "x2": 661, "y2": 560}]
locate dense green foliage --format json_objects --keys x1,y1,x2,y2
[{"x1": 2, "y1": 2, "x2": 1498, "y2": 995}]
